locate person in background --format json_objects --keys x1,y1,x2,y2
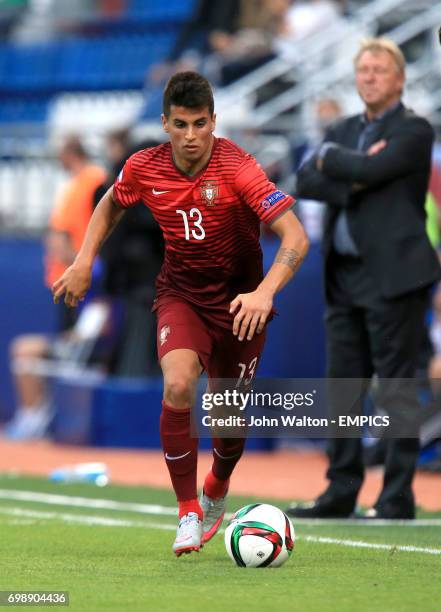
[
  {"x1": 274, "y1": 0, "x2": 343, "y2": 61},
  {"x1": 5, "y1": 136, "x2": 106, "y2": 440},
  {"x1": 287, "y1": 38, "x2": 440, "y2": 520},
  {"x1": 204, "y1": 0, "x2": 288, "y2": 86},
  {"x1": 147, "y1": 0, "x2": 285, "y2": 89},
  {"x1": 148, "y1": 0, "x2": 239, "y2": 85},
  {"x1": 94, "y1": 130, "x2": 164, "y2": 376}
]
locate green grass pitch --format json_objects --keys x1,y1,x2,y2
[{"x1": 0, "y1": 475, "x2": 440, "y2": 611}]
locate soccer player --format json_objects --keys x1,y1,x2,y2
[{"x1": 52, "y1": 72, "x2": 309, "y2": 555}]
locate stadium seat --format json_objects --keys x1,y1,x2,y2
[{"x1": 0, "y1": 0, "x2": 188, "y2": 102}]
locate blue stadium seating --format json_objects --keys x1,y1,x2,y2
[
  {"x1": 126, "y1": 0, "x2": 195, "y2": 21},
  {"x1": 0, "y1": 0, "x2": 196, "y2": 121},
  {"x1": 0, "y1": 33, "x2": 176, "y2": 95},
  {"x1": 0, "y1": 96, "x2": 50, "y2": 123}
]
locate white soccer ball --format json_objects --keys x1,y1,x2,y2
[{"x1": 224, "y1": 503, "x2": 295, "y2": 568}]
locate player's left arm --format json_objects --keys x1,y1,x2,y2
[{"x1": 231, "y1": 210, "x2": 309, "y2": 341}]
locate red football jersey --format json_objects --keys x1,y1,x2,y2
[{"x1": 113, "y1": 137, "x2": 294, "y2": 326}]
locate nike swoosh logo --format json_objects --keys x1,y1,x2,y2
[
  {"x1": 165, "y1": 451, "x2": 191, "y2": 461},
  {"x1": 213, "y1": 447, "x2": 241, "y2": 460},
  {"x1": 152, "y1": 188, "x2": 171, "y2": 195}
]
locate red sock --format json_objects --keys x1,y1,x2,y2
[
  {"x1": 209, "y1": 438, "x2": 246, "y2": 487},
  {"x1": 160, "y1": 401, "x2": 201, "y2": 518},
  {"x1": 204, "y1": 469, "x2": 229, "y2": 499},
  {"x1": 178, "y1": 499, "x2": 202, "y2": 519}
]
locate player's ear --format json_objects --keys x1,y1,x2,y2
[
  {"x1": 161, "y1": 114, "x2": 169, "y2": 133},
  {"x1": 211, "y1": 113, "x2": 216, "y2": 132}
]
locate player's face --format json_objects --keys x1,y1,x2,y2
[
  {"x1": 355, "y1": 50, "x2": 404, "y2": 117},
  {"x1": 162, "y1": 106, "x2": 216, "y2": 173}
]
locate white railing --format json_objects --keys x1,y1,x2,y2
[
  {"x1": 0, "y1": 161, "x2": 66, "y2": 232},
  {"x1": 216, "y1": 0, "x2": 413, "y2": 117},
  {"x1": 251, "y1": 3, "x2": 441, "y2": 127}
]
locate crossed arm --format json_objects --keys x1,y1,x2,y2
[
  {"x1": 296, "y1": 153, "x2": 352, "y2": 204},
  {"x1": 298, "y1": 116, "x2": 433, "y2": 206},
  {"x1": 318, "y1": 117, "x2": 434, "y2": 187}
]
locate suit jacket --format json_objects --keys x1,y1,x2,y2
[{"x1": 296, "y1": 103, "x2": 441, "y2": 298}]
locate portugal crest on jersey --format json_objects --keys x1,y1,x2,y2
[{"x1": 200, "y1": 180, "x2": 218, "y2": 206}]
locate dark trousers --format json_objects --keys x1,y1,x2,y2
[{"x1": 324, "y1": 252, "x2": 430, "y2": 515}]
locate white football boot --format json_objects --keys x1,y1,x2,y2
[
  {"x1": 200, "y1": 490, "x2": 228, "y2": 544},
  {"x1": 172, "y1": 512, "x2": 202, "y2": 556}
]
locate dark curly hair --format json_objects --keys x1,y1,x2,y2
[{"x1": 163, "y1": 71, "x2": 214, "y2": 117}]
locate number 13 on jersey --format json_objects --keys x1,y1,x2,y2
[{"x1": 176, "y1": 208, "x2": 205, "y2": 241}]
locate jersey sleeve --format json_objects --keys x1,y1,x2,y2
[
  {"x1": 112, "y1": 154, "x2": 142, "y2": 209},
  {"x1": 234, "y1": 155, "x2": 295, "y2": 224}
]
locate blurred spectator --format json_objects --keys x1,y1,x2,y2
[
  {"x1": 275, "y1": 0, "x2": 343, "y2": 61},
  {"x1": 93, "y1": 131, "x2": 163, "y2": 376},
  {"x1": 141, "y1": 0, "x2": 287, "y2": 120},
  {"x1": 5, "y1": 136, "x2": 106, "y2": 440},
  {"x1": 205, "y1": 0, "x2": 288, "y2": 86},
  {"x1": 45, "y1": 137, "x2": 106, "y2": 319},
  {"x1": 251, "y1": 1, "x2": 344, "y2": 107},
  {"x1": 0, "y1": 0, "x2": 28, "y2": 36},
  {"x1": 148, "y1": 0, "x2": 239, "y2": 85},
  {"x1": 148, "y1": 0, "x2": 286, "y2": 87},
  {"x1": 314, "y1": 97, "x2": 343, "y2": 137}
]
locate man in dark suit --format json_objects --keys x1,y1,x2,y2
[{"x1": 287, "y1": 38, "x2": 441, "y2": 519}]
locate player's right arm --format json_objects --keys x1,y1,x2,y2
[{"x1": 52, "y1": 187, "x2": 124, "y2": 307}]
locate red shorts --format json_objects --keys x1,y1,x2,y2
[{"x1": 155, "y1": 298, "x2": 266, "y2": 381}]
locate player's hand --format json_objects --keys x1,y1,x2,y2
[
  {"x1": 367, "y1": 139, "x2": 386, "y2": 156},
  {"x1": 52, "y1": 262, "x2": 92, "y2": 308},
  {"x1": 230, "y1": 289, "x2": 273, "y2": 342}
]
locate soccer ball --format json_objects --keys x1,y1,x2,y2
[{"x1": 224, "y1": 503, "x2": 295, "y2": 568}]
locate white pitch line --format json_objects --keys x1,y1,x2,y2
[
  {"x1": 0, "y1": 489, "x2": 440, "y2": 526},
  {"x1": 0, "y1": 489, "x2": 177, "y2": 516},
  {"x1": 292, "y1": 517, "x2": 441, "y2": 527},
  {"x1": 0, "y1": 506, "x2": 176, "y2": 530},
  {"x1": 0, "y1": 506, "x2": 440, "y2": 556},
  {"x1": 3, "y1": 519, "x2": 38, "y2": 525},
  {"x1": 302, "y1": 535, "x2": 441, "y2": 556}
]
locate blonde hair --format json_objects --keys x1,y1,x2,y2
[{"x1": 354, "y1": 38, "x2": 406, "y2": 74}]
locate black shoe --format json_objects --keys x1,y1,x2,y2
[
  {"x1": 285, "y1": 494, "x2": 355, "y2": 519},
  {"x1": 361, "y1": 507, "x2": 415, "y2": 520}
]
